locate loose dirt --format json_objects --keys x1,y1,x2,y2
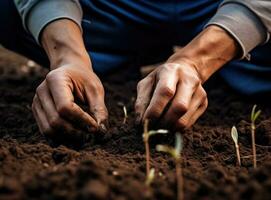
[{"x1": 0, "y1": 48, "x2": 271, "y2": 200}]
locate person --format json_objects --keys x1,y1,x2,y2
[{"x1": 0, "y1": 0, "x2": 270, "y2": 138}]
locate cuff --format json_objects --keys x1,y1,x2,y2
[
  {"x1": 206, "y1": 3, "x2": 268, "y2": 59},
  {"x1": 27, "y1": 0, "x2": 83, "y2": 45}
]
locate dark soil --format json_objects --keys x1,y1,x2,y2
[{"x1": 0, "y1": 48, "x2": 271, "y2": 200}]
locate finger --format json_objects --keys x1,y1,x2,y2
[
  {"x1": 143, "y1": 71, "x2": 178, "y2": 121},
  {"x1": 34, "y1": 93, "x2": 92, "y2": 144},
  {"x1": 186, "y1": 99, "x2": 208, "y2": 127},
  {"x1": 163, "y1": 80, "x2": 199, "y2": 126},
  {"x1": 46, "y1": 73, "x2": 98, "y2": 131},
  {"x1": 134, "y1": 74, "x2": 155, "y2": 123},
  {"x1": 36, "y1": 82, "x2": 79, "y2": 132},
  {"x1": 84, "y1": 83, "x2": 108, "y2": 127},
  {"x1": 32, "y1": 95, "x2": 52, "y2": 136},
  {"x1": 175, "y1": 86, "x2": 207, "y2": 129}
]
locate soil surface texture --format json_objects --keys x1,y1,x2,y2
[{"x1": 0, "y1": 48, "x2": 271, "y2": 200}]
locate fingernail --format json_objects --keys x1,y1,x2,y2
[{"x1": 98, "y1": 121, "x2": 108, "y2": 133}]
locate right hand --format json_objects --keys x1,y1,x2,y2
[{"x1": 32, "y1": 62, "x2": 108, "y2": 138}]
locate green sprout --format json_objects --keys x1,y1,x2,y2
[
  {"x1": 143, "y1": 119, "x2": 168, "y2": 185},
  {"x1": 156, "y1": 133, "x2": 184, "y2": 200},
  {"x1": 251, "y1": 105, "x2": 261, "y2": 169},
  {"x1": 145, "y1": 168, "x2": 155, "y2": 186},
  {"x1": 231, "y1": 126, "x2": 241, "y2": 166}
]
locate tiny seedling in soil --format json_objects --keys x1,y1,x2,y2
[
  {"x1": 117, "y1": 102, "x2": 128, "y2": 124},
  {"x1": 145, "y1": 168, "x2": 155, "y2": 186},
  {"x1": 251, "y1": 105, "x2": 261, "y2": 169},
  {"x1": 156, "y1": 133, "x2": 184, "y2": 200},
  {"x1": 122, "y1": 105, "x2": 128, "y2": 124},
  {"x1": 231, "y1": 126, "x2": 241, "y2": 166},
  {"x1": 142, "y1": 119, "x2": 168, "y2": 184}
]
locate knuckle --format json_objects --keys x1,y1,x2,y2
[
  {"x1": 192, "y1": 76, "x2": 201, "y2": 87},
  {"x1": 57, "y1": 103, "x2": 71, "y2": 115},
  {"x1": 159, "y1": 86, "x2": 174, "y2": 99},
  {"x1": 43, "y1": 127, "x2": 53, "y2": 136},
  {"x1": 96, "y1": 84, "x2": 104, "y2": 94},
  {"x1": 45, "y1": 71, "x2": 55, "y2": 82},
  {"x1": 35, "y1": 84, "x2": 44, "y2": 94},
  {"x1": 177, "y1": 118, "x2": 189, "y2": 128},
  {"x1": 173, "y1": 101, "x2": 188, "y2": 114},
  {"x1": 46, "y1": 70, "x2": 61, "y2": 82},
  {"x1": 203, "y1": 99, "x2": 208, "y2": 108},
  {"x1": 134, "y1": 101, "x2": 141, "y2": 112},
  {"x1": 48, "y1": 116, "x2": 61, "y2": 129},
  {"x1": 87, "y1": 81, "x2": 104, "y2": 96},
  {"x1": 137, "y1": 80, "x2": 145, "y2": 91},
  {"x1": 200, "y1": 89, "x2": 207, "y2": 99}
]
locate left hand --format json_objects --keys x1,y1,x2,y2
[
  {"x1": 135, "y1": 25, "x2": 239, "y2": 129},
  {"x1": 135, "y1": 61, "x2": 208, "y2": 129}
]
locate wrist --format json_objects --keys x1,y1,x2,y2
[
  {"x1": 167, "y1": 25, "x2": 239, "y2": 82},
  {"x1": 41, "y1": 19, "x2": 92, "y2": 71}
]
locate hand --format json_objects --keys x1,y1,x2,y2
[
  {"x1": 32, "y1": 63, "x2": 108, "y2": 137},
  {"x1": 135, "y1": 62, "x2": 207, "y2": 129},
  {"x1": 135, "y1": 25, "x2": 239, "y2": 129},
  {"x1": 32, "y1": 19, "x2": 108, "y2": 140}
]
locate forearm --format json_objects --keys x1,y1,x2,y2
[
  {"x1": 41, "y1": 19, "x2": 91, "y2": 70},
  {"x1": 167, "y1": 25, "x2": 239, "y2": 82}
]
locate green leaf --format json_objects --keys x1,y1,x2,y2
[
  {"x1": 231, "y1": 126, "x2": 238, "y2": 144},
  {"x1": 253, "y1": 110, "x2": 261, "y2": 122},
  {"x1": 148, "y1": 129, "x2": 168, "y2": 137},
  {"x1": 156, "y1": 145, "x2": 176, "y2": 157},
  {"x1": 156, "y1": 145, "x2": 171, "y2": 153},
  {"x1": 251, "y1": 105, "x2": 257, "y2": 122}
]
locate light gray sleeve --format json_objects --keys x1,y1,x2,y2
[
  {"x1": 206, "y1": 0, "x2": 271, "y2": 59},
  {"x1": 14, "y1": 0, "x2": 83, "y2": 44}
]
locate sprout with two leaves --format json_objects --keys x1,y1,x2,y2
[
  {"x1": 231, "y1": 126, "x2": 241, "y2": 166},
  {"x1": 143, "y1": 119, "x2": 168, "y2": 186},
  {"x1": 251, "y1": 105, "x2": 261, "y2": 169},
  {"x1": 156, "y1": 133, "x2": 184, "y2": 200}
]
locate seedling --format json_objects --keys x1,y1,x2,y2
[
  {"x1": 117, "y1": 102, "x2": 128, "y2": 124},
  {"x1": 231, "y1": 126, "x2": 241, "y2": 166},
  {"x1": 143, "y1": 119, "x2": 168, "y2": 183},
  {"x1": 156, "y1": 133, "x2": 184, "y2": 200},
  {"x1": 145, "y1": 168, "x2": 155, "y2": 186},
  {"x1": 251, "y1": 105, "x2": 261, "y2": 168},
  {"x1": 122, "y1": 105, "x2": 128, "y2": 124}
]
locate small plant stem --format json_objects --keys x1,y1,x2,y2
[
  {"x1": 176, "y1": 159, "x2": 184, "y2": 200},
  {"x1": 251, "y1": 123, "x2": 257, "y2": 168},
  {"x1": 235, "y1": 144, "x2": 241, "y2": 166},
  {"x1": 144, "y1": 120, "x2": 150, "y2": 177},
  {"x1": 145, "y1": 140, "x2": 150, "y2": 177},
  {"x1": 122, "y1": 106, "x2": 127, "y2": 124}
]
